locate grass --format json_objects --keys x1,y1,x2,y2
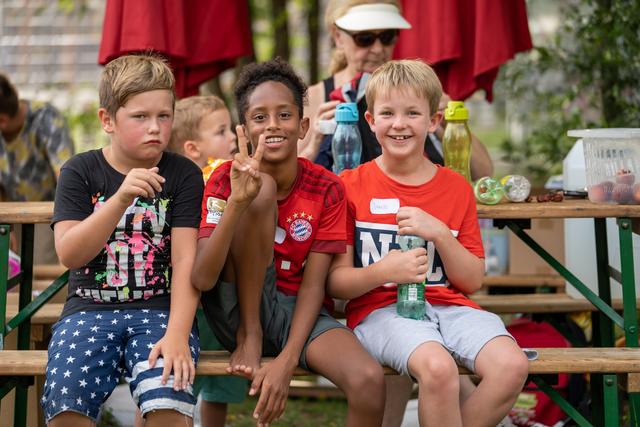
[
  {"x1": 226, "y1": 396, "x2": 347, "y2": 427},
  {"x1": 97, "y1": 407, "x2": 123, "y2": 427}
]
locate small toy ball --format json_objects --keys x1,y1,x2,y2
[
  {"x1": 473, "y1": 177, "x2": 505, "y2": 205},
  {"x1": 500, "y1": 175, "x2": 531, "y2": 202}
]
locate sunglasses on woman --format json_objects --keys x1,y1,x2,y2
[{"x1": 338, "y1": 27, "x2": 399, "y2": 48}]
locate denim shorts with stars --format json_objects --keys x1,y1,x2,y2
[{"x1": 41, "y1": 308, "x2": 200, "y2": 423}]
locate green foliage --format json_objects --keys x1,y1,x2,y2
[
  {"x1": 96, "y1": 407, "x2": 123, "y2": 427},
  {"x1": 56, "y1": 0, "x2": 89, "y2": 15},
  {"x1": 65, "y1": 103, "x2": 108, "y2": 153},
  {"x1": 227, "y1": 396, "x2": 347, "y2": 426},
  {"x1": 250, "y1": 0, "x2": 276, "y2": 61},
  {"x1": 498, "y1": 0, "x2": 640, "y2": 184}
]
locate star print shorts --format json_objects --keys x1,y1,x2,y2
[{"x1": 41, "y1": 309, "x2": 199, "y2": 423}]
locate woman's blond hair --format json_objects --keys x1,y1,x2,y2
[
  {"x1": 99, "y1": 53, "x2": 175, "y2": 117},
  {"x1": 325, "y1": 0, "x2": 401, "y2": 75},
  {"x1": 168, "y1": 95, "x2": 227, "y2": 154},
  {"x1": 366, "y1": 60, "x2": 442, "y2": 116}
]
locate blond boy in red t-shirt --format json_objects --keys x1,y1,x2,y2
[{"x1": 328, "y1": 59, "x2": 529, "y2": 427}]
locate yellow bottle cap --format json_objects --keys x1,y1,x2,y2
[{"x1": 444, "y1": 101, "x2": 468, "y2": 121}]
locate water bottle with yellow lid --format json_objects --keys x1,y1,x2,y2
[{"x1": 443, "y1": 101, "x2": 472, "y2": 182}]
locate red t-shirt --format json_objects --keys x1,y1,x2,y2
[
  {"x1": 199, "y1": 158, "x2": 347, "y2": 308},
  {"x1": 340, "y1": 161, "x2": 484, "y2": 329}
]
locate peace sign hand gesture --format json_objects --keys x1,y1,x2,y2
[{"x1": 229, "y1": 125, "x2": 265, "y2": 208}]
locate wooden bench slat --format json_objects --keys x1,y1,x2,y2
[
  {"x1": 2, "y1": 348, "x2": 640, "y2": 377},
  {"x1": 5, "y1": 303, "x2": 64, "y2": 324},
  {"x1": 470, "y1": 293, "x2": 637, "y2": 313},
  {"x1": 481, "y1": 275, "x2": 565, "y2": 288},
  {"x1": 5, "y1": 294, "x2": 639, "y2": 327},
  {"x1": 33, "y1": 264, "x2": 67, "y2": 280},
  {"x1": 0, "y1": 202, "x2": 54, "y2": 224}
]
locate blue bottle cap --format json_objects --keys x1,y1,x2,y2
[{"x1": 335, "y1": 102, "x2": 359, "y2": 123}]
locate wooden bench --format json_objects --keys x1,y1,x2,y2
[
  {"x1": 33, "y1": 264, "x2": 67, "y2": 281},
  {"x1": 471, "y1": 293, "x2": 637, "y2": 313},
  {"x1": 480, "y1": 274, "x2": 565, "y2": 290},
  {"x1": 2, "y1": 348, "x2": 640, "y2": 378},
  {"x1": 7, "y1": 293, "x2": 637, "y2": 330}
]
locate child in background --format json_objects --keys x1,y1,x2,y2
[
  {"x1": 168, "y1": 95, "x2": 237, "y2": 179},
  {"x1": 167, "y1": 95, "x2": 246, "y2": 427},
  {"x1": 327, "y1": 59, "x2": 528, "y2": 427},
  {"x1": 42, "y1": 54, "x2": 203, "y2": 427},
  {"x1": 192, "y1": 58, "x2": 385, "y2": 427}
]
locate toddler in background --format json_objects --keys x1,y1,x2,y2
[{"x1": 167, "y1": 95, "x2": 244, "y2": 427}]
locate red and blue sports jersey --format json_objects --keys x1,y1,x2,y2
[
  {"x1": 199, "y1": 158, "x2": 347, "y2": 308},
  {"x1": 340, "y1": 161, "x2": 484, "y2": 329}
]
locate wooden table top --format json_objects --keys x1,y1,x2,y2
[
  {"x1": 2, "y1": 200, "x2": 640, "y2": 224},
  {"x1": 476, "y1": 198, "x2": 640, "y2": 219},
  {"x1": 0, "y1": 202, "x2": 54, "y2": 224}
]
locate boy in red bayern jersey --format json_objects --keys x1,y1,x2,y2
[
  {"x1": 327, "y1": 59, "x2": 529, "y2": 427},
  {"x1": 191, "y1": 59, "x2": 385, "y2": 427}
]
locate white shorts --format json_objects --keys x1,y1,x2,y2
[{"x1": 353, "y1": 303, "x2": 513, "y2": 376}]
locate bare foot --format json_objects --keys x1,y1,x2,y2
[{"x1": 228, "y1": 331, "x2": 262, "y2": 379}]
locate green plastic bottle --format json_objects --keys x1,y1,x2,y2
[
  {"x1": 443, "y1": 101, "x2": 472, "y2": 182},
  {"x1": 396, "y1": 234, "x2": 426, "y2": 320}
]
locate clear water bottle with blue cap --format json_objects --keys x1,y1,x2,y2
[
  {"x1": 396, "y1": 234, "x2": 426, "y2": 320},
  {"x1": 332, "y1": 102, "x2": 362, "y2": 175}
]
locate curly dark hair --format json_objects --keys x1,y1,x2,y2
[
  {"x1": 0, "y1": 74, "x2": 19, "y2": 118},
  {"x1": 234, "y1": 58, "x2": 307, "y2": 124}
]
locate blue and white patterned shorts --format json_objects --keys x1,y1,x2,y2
[{"x1": 41, "y1": 309, "x2": 199, "y2": 422}]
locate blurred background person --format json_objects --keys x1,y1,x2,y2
[
  {"x1": 299, "y1": 0, "x2": 493, "y2": 180},
  {"x1": 0, "y1": 72, "x2": 74, "y2": 264}
]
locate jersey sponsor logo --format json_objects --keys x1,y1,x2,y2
[
  {"x1": 354, "y1": 220, "x2": 459, "y2": 287},
  {"x1": 206, "y1": 197, "x2": 226, "y2": 224},
  {"x1": 289, "y1": 218, "x2": 312, "y2": 242}
]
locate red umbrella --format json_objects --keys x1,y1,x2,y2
[
  {"x1": 395, "y1": 0, "x2": 532, "y2": 101},
  {"x1": 99, "y1": 0, "x2": 253, "y2": 98}
]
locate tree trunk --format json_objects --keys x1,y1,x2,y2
[
  {"x1": 307, "y1": 0, "x2": 320, "y2": 83},
  {"x1": 595, "y1": 0, "x2": 618, "y2": 125},
  {"x1": 271, "y1": 0, "x2": 290, "y2": 60}
]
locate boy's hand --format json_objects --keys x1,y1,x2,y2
[
  {"x1": 229, "y1": 125, "x2": 265, "y2": 207},
  {"x1": 148, "y1": 332, "x2": 195, "y2": 392},
  {"x1": 249, "y1": 356, "x2": 296, "y2": 426},
  {"x1": 397, "y1": 206, "x2": 449, "y2": 243},
  {"x1": 114, "y1": 167, "x2": 165, "y2": 206},
  {"x1": 381, "y1": 248, "x2": 428, "y2": 285}
]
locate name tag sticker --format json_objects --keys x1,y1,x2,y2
[
  {"x1": 275, "y1": 226, "x2": 286, "y2": 244},
  {"x1": 370, "y1": 198, "x2": 400, "y2": 215}
]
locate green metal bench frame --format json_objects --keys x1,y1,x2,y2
[{"x1": 1, "y1": 205, "x2": 639, "y2": 427}]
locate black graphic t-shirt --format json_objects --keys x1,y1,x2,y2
[{"x1": 53, "y1": 149, "x2": 203, "y2": 318}]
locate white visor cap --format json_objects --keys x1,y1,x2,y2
[{"x1": 335, "y1": 4, "x2": 411, "y2": 32}]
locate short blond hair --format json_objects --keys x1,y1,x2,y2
[
  {"x1": 168, "y1": 95, "x2": 227, "y2": 154},
  {"x1": 325, "y1": 0, "x2": 401, "y2": 75},
  {"x1": 366, "y1": 59, "x2": 442, "y2": 116},
  {"x1": 99, "y1": 54, "x2": 175, "y2": 117}
]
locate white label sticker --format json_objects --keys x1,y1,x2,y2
[
  {"x1": 281, "y1": 260, "x2": 291, "y2": 270},
  {"x1": 370, "y1": 198, "x2": 400, "y2": 215},
  {"x1": 275, "y1": 226, "x2": 286, "y2": 244}
]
